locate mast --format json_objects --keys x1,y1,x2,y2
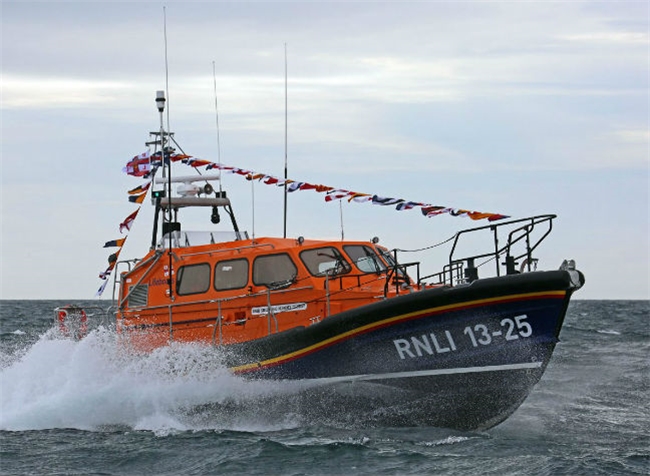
[
  {"x1": 161, "y1": 7, "x2": 174, "y2": 305},
  {"x1": 156, "y1": 91, "x2": 174, "y2": 303}
]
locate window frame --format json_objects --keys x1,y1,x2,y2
[
  {"x1": 299, "y1": 246, "x2": 351, "y2": 277},
  {"x1": 176, "y1": 262, "x2": 211, "y2": 296},
  {"x1": 343, "y1": 245, "x2": 387, "y2": 274},
  {"x1": 213, "y1": 257, "x2": 249, "y2": 291},
  {"x1": 252, "y1": 253, "x2": 299, "y2": 287}
]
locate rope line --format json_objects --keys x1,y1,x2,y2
[{"x1": 394, "y1": 233, "x2": 458, "y2": 253}]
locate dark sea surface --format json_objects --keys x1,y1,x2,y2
[{"x1": 0, "y1": 299, "x2": 648, "y2": 476}]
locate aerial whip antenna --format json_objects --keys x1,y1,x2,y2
[
  {"x1": 213, "y1": 61, "x2": 223, "y2": 193},
  {"x1": 251, "y1": 179, "x2": 256, "y2": 242},
  {"x1": 163, "y1": 6, "x2": 171, "y2": 133},
  {"x1": 283, "y1": 43, "x2": 288, "y2": 238},
  {"x1": 160, "y1": 8, "x2": 174, "y2": 310},
  {"x1": 339, "y1": 201, "x2": 344, "y2": 240}
]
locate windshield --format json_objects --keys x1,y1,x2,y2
[
  {"x1": 343, "y1": 245, "x2": 387, "y2": 274},
  {"x1": 378, "y1": 247, "x2": 396, "y2": 266},
  {"x1": 300, "y1": 247, "x2": 351, "y2": 277},
  {"x1": 379, "y1": 247, "x2": 406, "y2": 276}
]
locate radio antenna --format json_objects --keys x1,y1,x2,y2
[
  {"x1": 160, "y1": 7, "x2": 174, "y2": 308},
  {"x1": 212, "y1": 61, "x2": 223, "y2": 193},
  {"x1": 163, "y1": 6, "x2": 171, "y2": 133},
  {"x1": 283, "y1": 43, "x2": 288, "y2": 238},
  {"x1": 339, "y1": 201, "x2": 344, "y2": 240},
  {"x1": 251, "y1": 179, "x2": 256, "y2": 242}
]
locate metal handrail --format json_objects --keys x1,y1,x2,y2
[
  {"x1": 211, "y1": 301, "x2": 223, "y2": 346},
  {"x1": 121, "y1": 285, "x2": 315, "y2": 314},
  {"x1": 444, "y1": 214, "x2": 556, "y2": 283},
  {"x1": 177, "y1": 241, "x2": 275, "y2": 259},
  {"x1": 389, "y1": 214, "x2": 556, "y2": 287},
  {"x1": 266, "y1": 288, "x2": 280, "y2": 335},
  {"x1": 118, "y1": 285, "x2": 315, "y2": 343}
]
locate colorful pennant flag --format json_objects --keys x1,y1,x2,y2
[
  {"x1": 128, "y1": 192, "x2": 147, "y2": 204},
  {"x1": 168, "y1": 157, "x2": 509, "y2": 221},
  {"x1": 103, "y1": 238, "x2": 126, "y2": 248},
  {"x1": 421, "y1": 206, "x2": 449, "y2": 217},
  {"x1": 95, "y1": 279, "x2": 109, "y2": 297},
  {"x1": 128, "y1": 182, "x2": 151, "y2": 195},
  {"x1": 182, "y1": 158, "x2": 213, "y2": 167},
  {"x1": 119, "y1": 209, "x2": 140, "y2": 233},
  {"x1": 325, "y1": 189, "x2": 351, "y2": 202},
  {"x1": 396, "y1": 201, "x2": 425, "y2": 211},
  {"x1": 348, "y1": 192, "x2": 372, "y2": 203},
  {"x1": 372, "y1": 196, "x2": 404, "y2": 207},
  {"x1": 123, "y1": 150, "x2": 151, "y2": 177}
]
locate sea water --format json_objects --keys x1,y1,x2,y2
[{"x1": 0, "y1": 299, "x2": 648, "y2": 475}]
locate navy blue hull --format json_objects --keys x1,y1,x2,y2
[{"x1": 220, "y1": 269, "x2": 583, "y2": 430}]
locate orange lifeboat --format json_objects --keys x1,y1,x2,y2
[{"x1": 79, "y1": 91, "x2": 585, "y2": 431}]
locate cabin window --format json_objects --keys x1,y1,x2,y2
[
  {"x1": 300, "y1": 247, "x2": 351, "y2": 276},
  {"x1": 343, "y1": 245, "x2": 387, "y2": 273},
  {"x1": 253, "y1": 253, "x2": 298, "y2": 288},
  {"x1": 214, "y1": 258, "x2": 249, "y2": 291},
  {"x1": 176, "y1": 263, "x2": 211, "y2": 295},
  {"x1": 378, "y1": 247, "x2": 398, "y2": 267}
]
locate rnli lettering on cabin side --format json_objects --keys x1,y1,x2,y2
[{"x1": 251, "y1": 303, "x2": 307, "y2": 315}]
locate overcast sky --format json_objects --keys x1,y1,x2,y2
[{"x1": 1, "y1": 1, "x2": 648, "y2": 300}]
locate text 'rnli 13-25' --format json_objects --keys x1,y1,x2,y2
[{"x1": 393, "y1": 314, "x2": 533, "y2": 359}]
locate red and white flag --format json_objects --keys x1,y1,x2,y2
[{"x1": 119, "y1": 209, "x2": 140, "y2": 233}]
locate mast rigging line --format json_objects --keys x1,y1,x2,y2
[{"x1": 395, "y1": 234, "x2": 458, "y2": 253}]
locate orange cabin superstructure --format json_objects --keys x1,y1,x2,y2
[{"x1": 117, "y1": 234, "x2": 417, "y2": 349}]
